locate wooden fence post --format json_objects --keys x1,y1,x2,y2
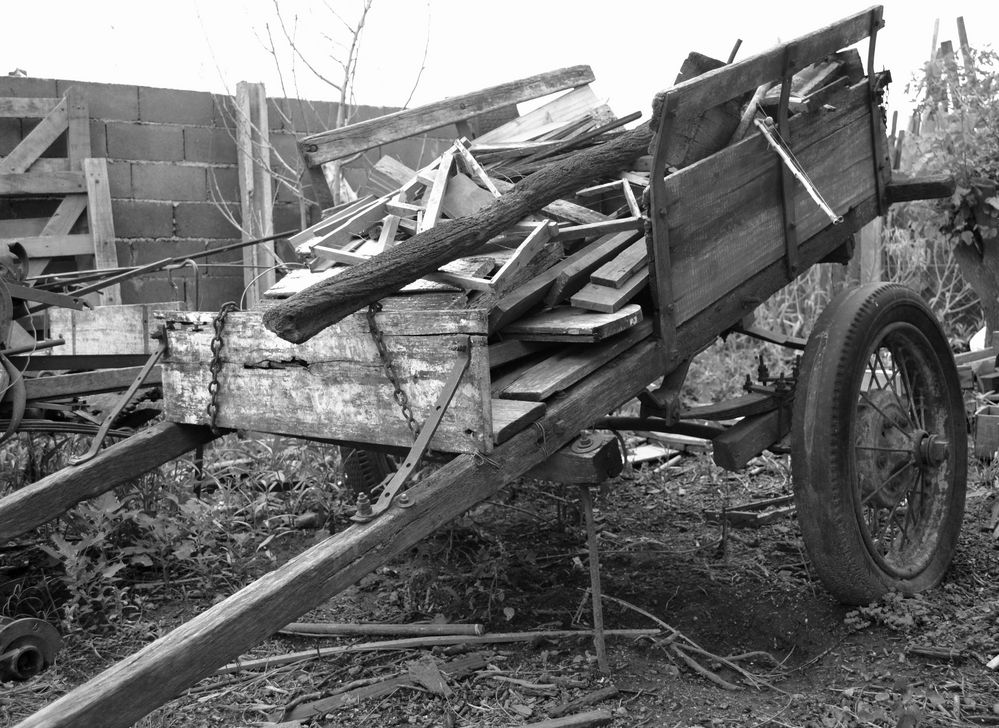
[{"x1": 236, "y1": 81, "x2": 276, "y2": 308}]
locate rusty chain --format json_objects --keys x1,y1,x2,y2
[
  {"x1": 366, "y1": 302, "x2": 419, "y2": 440},
  {"x1": 206, "y1": 301, "x2": 239, "y2": 433}
]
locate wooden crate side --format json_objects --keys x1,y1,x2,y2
[
  {"x1": 663, "y1": 85, "x2": 876, "y2": 324},
  {"x1": 48, "y1": 302, "x2": 186, "y2": 355},
  {"x1": 162, "y1": 309, "x2": 492, "y2": 453}
]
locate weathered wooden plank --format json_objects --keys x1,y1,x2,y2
[
  {"x1": 503, "y1": 304, "x2": 642, "y2": 343},
  {"x1": 288, "y1": 196, "x2": 376, "y2": 247},
  {"x1": 590, "y1": 240, "x2": 649, "y2": 287},
  {"x1": 500, "y1": 319, "x2": 653, "y2": 400},
  {"x1": 82, "y1": 158, "x2": 121, "y2": 304},
  {"x1": 0, "y1": 171, "x2": 85, "y2": 195},
  {"x1": 300, "y1": 66, "x2": 596, "y2": 166},
  {"x1": 24, "y1": 366, "x2": 161, "y2": 400},
  {"x1": 441, "y1": 172, "x2": 496, "y2": 218},
  {"x1": 651, "y1": 7, "x2": 878, "y2": 116},
  {"x1": 569, "y1": 269, "x2": 649, "y2": 313},
  {"x1": 49, "y1": 303, "x2": 183, "y2": 355},
  {"x1": 491, "y1": 177, "x2": 608, "y2": 225},
  {"x1": 13, "y1": 339, "x2": 664, "y2": 728},
  {"x1": 295, "y1": 195, "x2": 391, "y2": 255},
  {"x1": 474, "y1": 86, "x2": 602, "y2": 145},
  {"x1": 236, "y1": 81, "x2": 276, "y2": 307},
  {"x1": 65, "y1": 88, "x2": 90, "y2": 171},
  {"x1": 3, "y1": 234, "x2": 94, "y2": 258},
  {"x1": 0, "y1": 423, "x2": 217, "y2": 542},
  {"x1": 545, "y1": 230, "x2": 641, "y2": 306},
  {"x1": 488, "y1": 339, "x2": 551, "y2": 368},
  {"x1": 491, "y1": 398, "x2": 546, "y2": 443},
  {"x1": 489, "y1": 222, "x2": 554, "y2": 296},
  {"x1": 0, "y1": 98, "x2": 67, "y2": 174},
  {"x1": 0, "y1": 97, "x2": 60, "y2": 118},
  {"x1": 526, "y1": 433, "x2": 623, "y2": 484},
  {"x1": 419, "y1": 149, "x2": 454, "y2": 231},
  {"x1": 162, "y1": 309, "x2": 492, "y2": 453}
]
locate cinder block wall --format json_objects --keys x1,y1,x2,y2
[{"x1": 0, "y1": 75, "x2": 512, "y2": 310}]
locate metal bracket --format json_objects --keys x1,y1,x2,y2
[
  {"x1": 351, "y1": 340, "x2": 471, "y2": 523},
  {"x1": 69, "y1": 339, "x2": 165, "y2": 466}
]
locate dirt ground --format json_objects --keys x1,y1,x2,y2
[{"x1": 4, "y1": 442, "x2": 998, "y2": 728}]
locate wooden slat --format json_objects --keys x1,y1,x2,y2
[
  {"x1": 441, "y1": 172, "x2": 496, "y2": 218},
  {"x1": 589, "y1": 240, "x2": 649, "y2": 287},
  {"x1": 545, "y1": 230, "x2": 641, "y2": 305},
  {"x1": 48, "y1": 303, "x2": 183, "y2": 355},
  {"x1": 500, "y1": 320, "x2": 653, "y2": 400},
  {"x1": 0, "y1": 97, "x2": 68, "y2": 174},
  {"x1": 570, "y1": 269, "x2": 649, "y2": 313},
  {"x1": 491, "y1": 398, "x2": 546, "y2": 443},
  {"x1": 162, "y1": 309, "x2": 492, "y2": 453},
  {"x1": 489, "y1": 222, "x2": 554, "y2": 296},
  {"x1": 419, "y1": 149, "x2": 454, "y2": 231},
  {"x1": 65, "y1": 88, "x2": 90, "y2": 170},
  {"x1": 474, "y1": 86, "x2": 602, "y2": 145},
  {"x1": 488, "y1": 339, "x2": 551, "y2": 368},
  {"x1": 82, "y1": 158, "x2": 121, "y2": 304},
  {"x1": 301, "y1": 66, "x2": 595, "y2": 166},
  {"x1": 24, "y1": 366, "x2": 162, "y2": 400},
  {"x1": 651, "y1": 7, "x2": 879, "y2": 115},
  {"x1": 0, "y1": 97, "x2": 60, "y2": 118},
  {"x1": 288, "y1": 195, "x2": 376, "y2": 247},
  {"x1": 40, "y1": 194, "x2": 88, "y2": 236},
  {"x1": 3, "y1": 234, "x2": 94, "y2": 258},
  {"x1": 0, "y1": 171, "x2": 85, "y2": 195},
  {"x1": 295, "y1": 195, "x2": 391, "y2": 255},
  {"x1": 503, "y1": 304, "x2": 643, "y2": 343},
  {"x1": 236, "y1": 81, "x2": 276, "y2": 307}
]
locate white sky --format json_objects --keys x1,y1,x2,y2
[{"x1": 5, "y1": 1, "x2": 998, "y2": 127}]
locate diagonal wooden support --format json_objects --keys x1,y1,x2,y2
[{"x1": 579, "y1": 484, "x2": 609, "y2": 674}]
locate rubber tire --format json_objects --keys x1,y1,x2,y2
[
  {"x1": 339, "y1": 447, "x2": 395, "y2": 492},
  {"x1": 792, "y1": 283, "x2": 967, "y2": 604}
]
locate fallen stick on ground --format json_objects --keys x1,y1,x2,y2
[
  {"x1": 524, "y1": 709, "x2": 614, "y2": 728},
  {"x1": 216, "y1": 629, "x2": 660, "y2": 675},
  {"x1": 279, "y1": 621, "x2": 485, "y2": 637}
]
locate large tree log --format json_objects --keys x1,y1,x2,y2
[{"x1": 263, "y1": 125, "x2": 655, "y2": 343}]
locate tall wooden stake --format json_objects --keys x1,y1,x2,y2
[
  {"x1": 236, "y1": 81, "x2": 276, "y2": 308},
  {"x1": 579, "y1": 485, "x2": 609, "y2": 674}
]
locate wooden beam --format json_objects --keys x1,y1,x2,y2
[
  {"x1": 82, "y1": 158, "x2": 121, "y2": 304},
  {"x1": 590, "y1": 240, "x2": 649, "y2": 287},
  {"x1": 14, "y1": 338, "x2": 665, "y2": 728},
  {"x1": 0, "y1": 98, "x2": 68, "y2": 174},
  {"x1": 712, "y1": 409, "x2": 787, "y2": 471},
  {"x1": 300, "y1": 66, "x2": 596, "y2": 166},
  {"x1": 526, "y1": 432, "x2": 623, "y2": 483},
  {"x1": 503, "y1": 304, "x2": 643, "y2": 343},
  {"x1": 24, "y1": 367, "x2": 162, "y2": 400},
  {"x1": 3, "y1": 234, "x2": 94, "y2": 258},
  {"x1": 0, "y1": 423, "x2": 218, "y2": 542},
  {"x1": 570, "y1": 269, "x2": 649, "y2": 313},
  {"x1": 65, "y1": 88, "x2": 90, "y2": 171},
  {"x1": 40, "y1": 195, "x2": 88, "y2": 236}
]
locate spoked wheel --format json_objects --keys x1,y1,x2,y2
[{"x1": 792, "y1": 283, "x2": 967, "y2": 604}]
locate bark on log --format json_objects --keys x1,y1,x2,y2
[{"x1": 263, "y1": 125, "x2": 654, "y2": 343}]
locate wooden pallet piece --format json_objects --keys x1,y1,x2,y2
[
  {"x1": 502, "y1": 304, "x2": 643, "y2": 343},
  {"x1": 544, "y1": 230, "x2": 642, "y2": 306},
  {"x1": 82, "y1": 158, "x2": 121, "y2": 304},
  {"x1": 473, "y1": 85, "x2": 603, "y2": 145},
  {"x1": 570, "y1": 269, "x2": 649, "y2": 313},
  {"x1": 590, "y1": 240, "x2": 649, "y2": 288},
  {"x1": 499, "y1": 319, "x2": 653, "y2": 400}
]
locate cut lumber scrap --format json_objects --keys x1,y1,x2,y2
[
  {"x1": 288, "y1": 196, "x2": 376, "y2": 248},
  {"x1": 492, "y1": 177, "x2": 609, "y2": 225},
  {"x1": 48, "y1": 302, "x2": 185, "y2": 355},
  {"x1": 82, "y1": 158, "x2": 121, "y2": 304},
  {"x1": 552, "y1": 217, "x2": 644, "y2": 242},
  {"x1": 300, "y1": 66, "x2": 596, "y2": 166},
  {"x1": 503, "y1": 304, "x2": 643, "y2": 343},
  {"x1": 294, "y1": 195, "x2": 391, "y2": 256},
  {"x1": 500, "y1": 320, "x2": 653, "y2": 400},
  {"x1": 590, "y1": 240, "x2": 648, "y2": 287},
  {"x1": 491, "y1": 398, "x2": 546, "y2": 444},
  {"x1": 13, "y1": 339, "x2": 665, "y2": 728},
  {"x1": 570, "y1": 269, "x2": 649, "y2": 313},
  {"x1": 489, "y1": 222, "x2": 555, "y2": 296},
  {"x1": 163, "y1": 309, "x2": 492, "y2": 453},
  {"x1": 441, "y1": 172, "x2": 496, "y2": 218},
  {"x1": 264, "y1": 123, "x2": 656, "y2": 344},
  {"x1": 0, "y1": 422, "x2": 217, "y2": 542},
  {"x1": 473, "y1": 86, "x2": 603, "y2": 145},
  {"x1": 0, "y1": 171, "x2": 86, "y2": 195},
  {"x1": 0, "y1": 97, "x2": 67, "y2": 174},
  {"x1": 5, "y1": 234, "x2": 94, "y2": 258},
  {"x1": 418, "y1": 149, "x2": 454, "y2": 231},
  {"x1": 545, "y1": 230, "x2": 641, "y2": 306},
  {"x1": 711, "y1": 409, "x2": 785, "y2": 471},
  {"x1": 527, "y1": 433, "x2": 622, "y2": 484}
]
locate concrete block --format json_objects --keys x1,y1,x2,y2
[
  {"x1": 0, "y1": 76, "x2": 58, "y2": 98},
  {"x1": 278, "y1": 97, "x2": 339, "y2": 135},
  {"x1": 107, "y1": 122, "x2": 184, "y2": 162},
  {"x1": 55, "y1": 80, "x2": 139, "y2": 121},
  {"x1": 111, "y1": 200, "x2": 174, "y2": 239},
  {"x1": 212, "y1": 94, "x2": 237, "y2": 129},
  {"x1": 207, "y1": 166, "x2": 240, "y2": 203},
  {"x1": 184, "y1": 126, "x2": 237, "y2": 164},
  {"x1": 139, "y1": 86, "x2": 215, "y2": 125},
  {"x1": 89, "y1": 120, "x2": 108, "y2": 157},
  {"x1": 174, "y1": 202, "x2": 240, "y2": 239},
  {"x1": 132, "y1": 162, "x2": 207, "y2": 202},
  {"x1": 106, "y1": 161, "x2": 133, "y2": 198}
]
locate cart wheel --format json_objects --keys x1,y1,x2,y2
[
  {"x1": 792, "y1": 283, "x2": 967, "y2": 604},
  {"x1": 339, "y1": 447, "x2": 395, "y2": 492}
]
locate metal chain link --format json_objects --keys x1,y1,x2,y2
[
  {"x1": 206, "y1": 301, "x2": 239, "y2": 433},
  {"x1": 367, "y1": 302, "x2": 419, "y2": 440}
]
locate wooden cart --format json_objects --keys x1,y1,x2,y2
[{"x1": 5, "y1": 7, "x2": 967, "y2": 726}]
